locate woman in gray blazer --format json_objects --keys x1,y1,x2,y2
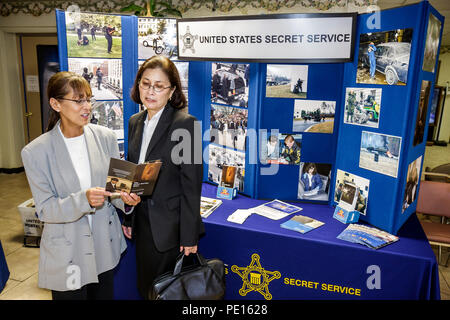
[{"x1": 21, "y1": 72, "x2": 140, "y2": 300}]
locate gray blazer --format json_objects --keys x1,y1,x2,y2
[{"x1": 21, "y1": 122, "x2": 127, "y2": 291}]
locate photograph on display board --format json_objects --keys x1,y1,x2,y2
[
  {"x1": 293, "y1": 99, "x2": 336, "y2": 133},
  {"x1": 211, "y1": 63, "x2": 249, "y2": 107},
  {"x1": 65, "y1": 12, "x2": 122, "y2": 58},
  {"x1": 356, "y1": 28, "x2": 413, "y2": 85},
  {"x1": 334, "y1": 169, "x2": 370, "y2": 215},
  {"x1": 260, "y1": 133, "x2": 302, "y2": 165},
  {"x1": 413, "y1": 80, "x2": 431, "y2": 146},
  {"x1": 138, "y1": 60, "x2": 189, "y2": 108},
  {"x1": 402, "y1": 155, "x2": 422, "y2": 212},
  {"x1": 343, "y1": 87, "x2": 382, "y2": 128},
  {"x1": 297, "y1": 162, "x2": 332, "y2": 201},
  {"x1": 208, "y1": 144, "x2": 245, "y2": 191},
  {"x1": 210, "y1": 104, "x2": 248, "y2": 151},
  {"x1": 266, "y1": 64, "x2": 308, "y2": 98},
  {"x1": 423, "y1": 14, "x2": 441, "y2": 73},
  {"x1": 90, "y1": 100, "x2": 124, "y2": 140},
  {"x1": 118, "y1": 140, "x2": 125, "y2": 160},
  {"x1": 359, "y1": 131, "x2": 402, "y2": 178},
  {"x1": 68, "y1": 58, "x2": 122, "y2": 100},
  {"x1": 138, "y1": 17, "x2": 178, "y2": 60}
]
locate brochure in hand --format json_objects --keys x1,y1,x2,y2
[
  {"x1": 105, "y1": 158, "x2": 162, "y2": 196},
  {"x1": 337, "y1": 224, "x2": 399, "y2": 249},
  {"x1": 200, "y1": 197, "x2": 223, "y2": 218},
  {"x1": 280, "y1": 215, "x2": 324, "y2": 234}
]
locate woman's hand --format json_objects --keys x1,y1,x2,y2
[
  {"x1": 122, "y1": 226, "x2": 132, "y2": 239},
  {"x1": 180, "y1": 245, "x2": 198, "y2": 256},
  {"x1": 120, "y1": 192, "x2": 141, "y2": 206},
  {"x1": 86, "y1": 187, "x2": 111, "y2": 208}
]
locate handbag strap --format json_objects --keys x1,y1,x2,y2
[{"x1": 173, "y1": 251, "x2": 207, "y2": 275}]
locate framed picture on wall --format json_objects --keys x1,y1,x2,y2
[
  {"x1": 402, "y1": 155, "x2": 422, "y2": 212},
  {"x1": 65, "y1": 12, "x2": 122, "y2": 58},
  {"x1": 293, "y1": 100, "x2": 336, "y2": 133},
  {"x1": 413, "y1": 80, "x2": 431, "y2": 146},
  {"x1": 266, "y1": 64, "x2": 308, "y2": 98},
  {"x1": 422, "y1": 13, "x2": 442, "y2": 73},
  {"x1": 211, "y1": 63, "x2": 249, "y2": 107},
  {"x1": 356, "y1": 29, "x2": 413, "y2": 86},
  {"x1": 359, "y1": 131, "x2": 402, "y2": 178},
  {"x1": 343, "y1": 87, "x2": 382, "y2": 128}
]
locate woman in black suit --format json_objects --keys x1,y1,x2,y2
[{"x1": 122, "y1": 56, "x2": 204, "y2": 299}]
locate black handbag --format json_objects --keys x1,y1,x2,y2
[{"x1": 149, "y1": 252, "x2": 226, "y2": 300}]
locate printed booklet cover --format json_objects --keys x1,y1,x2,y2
[
  {"x1": 105, "y1": 158, "x2": 162, "y2": 196},
  {"x1": 337, "y1": 223, "x2": 399, "y2": 249},
  {"x1": 200, "y1": 196, "x2": 223, "y2": 218},
  {"x1": 252, "y1": 199, "x2": 302, "y2": 220},
  {"x1": 281, "y1": 215, "x2": 324, "y2": 234}
]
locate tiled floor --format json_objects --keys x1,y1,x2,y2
[{"x1": 0, "y1": 145, "x2": 449, "y2": 300}]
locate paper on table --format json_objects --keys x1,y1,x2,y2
[
  {"x1": 227, "y1": 209, "x2": 253, "y2": 224},
  {"x1": 251, "y1": 199, "x2": 302, "y2": 220}
]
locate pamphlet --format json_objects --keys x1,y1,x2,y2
[
  {"x1": 105, "y1": 158, "x2": 162, "y2": 196},
  {"x1": 337, "y1": 224, "x2": 399, "y2": 249},
  {"x1": 280, "y1": 215, "x2": 324, "y2": 234},
  {"x1": 200, "y1": 197, "x2": 223, "y2": 218},
  {"x1": 227, "y1": 209, "x2": 253, "y2": 224},
  {"x1": 252, "y1": 199, "x2": 302, "y2": 220}
]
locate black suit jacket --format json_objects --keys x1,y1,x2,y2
[{"x1": 125, "y1": 105, "x2": 204, "y2": 252}]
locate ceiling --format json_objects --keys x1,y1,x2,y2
[{"x1": 377, "y1": 0, "x2": 450, "y2": 46}]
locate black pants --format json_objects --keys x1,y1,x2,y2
[
  {"x1": 135, "y1": 203, "x2": 179, "y2": 300},
  {"x1": 106, "y1": 36, "x2": 112, "y2": 53},
  {"x1": 51, "y1": 269, "x2": 114, "y2": 300}
]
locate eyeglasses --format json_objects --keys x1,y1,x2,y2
[
  {"x1": 57, "y1": 98, "x2": 95, "y2": 105},
  {"x1": 57, "y1": 97, "x2": 96, "y2": 106},
  {"x1": 139, "y1": 81, "x2": 172, "y2": 93}
]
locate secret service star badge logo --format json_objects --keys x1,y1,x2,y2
[
  {"x1": 180, "y1": 26, "x2": 198, "y2": 53},
  {"x1": 231, "y1": 253, "x2": 281, "y2": 300}
]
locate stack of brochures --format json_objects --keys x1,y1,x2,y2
[
  {"x1": 280, "y1": 215, "x2": 324, "y2": 234},
  {"x1": 200, "y1": 197, "x2": 223, "y2": 218},
  {"x1": 337, "y1": 224, "x2": 399, "y2": 249}
]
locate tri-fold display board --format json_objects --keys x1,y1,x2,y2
[{"x1": 55, "y1": 1, "x2": 444, "y2": 235}]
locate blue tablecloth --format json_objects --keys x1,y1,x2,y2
[
  {"x1": 114, "y1": 183, "x2": 440, "y2": 300},
  {"x1": 0, "y1": 241, "x2": 9, "y2": 294}
]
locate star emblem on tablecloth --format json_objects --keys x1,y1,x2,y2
[{"x1": 231, "y1": 253, "x2": 281, "y2": 300}]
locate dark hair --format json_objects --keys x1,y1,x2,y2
[
  {"x1": 46, "y1": 71, "x2": 92, "y2": 132},
  {"x1": 304, "y1": 163, "x2": 317, "y2": 175},
  {"x1": 130, "y1": 55, "x2": 186, "y2": 109}
]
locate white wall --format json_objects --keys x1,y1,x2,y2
[{"x1": 436, "y1": 52, "x2": 450, "y2": 143}]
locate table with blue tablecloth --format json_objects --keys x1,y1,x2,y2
[
  {"x1": 113, "y1": 183, "x2": 440, "y2": 300},
  {"x1": 0, "y1": 241, "x2": 9, "y2": 294}
]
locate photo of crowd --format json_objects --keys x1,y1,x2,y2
[
  {"x1": 65, "y1": 12, "x2": 122, "y2": 58},
  {"x1": 211, "y1": 63, "x2": 250, "y2": 107},
  {"x1": 210, "y1": 104, "x2": 248, "y2": 151}
]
